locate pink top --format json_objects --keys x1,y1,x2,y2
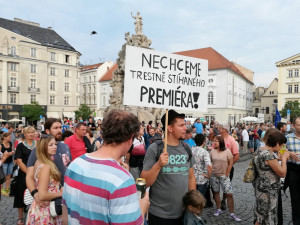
[
  {"x1": 210, "y1": 148, "x2": 233, "y2": 176},
  {"x1": 223, "y1": 135, "x2": 239, "y2": 155}
]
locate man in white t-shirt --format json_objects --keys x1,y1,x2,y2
[{"x1": 242, "y1": 125, "x2": 249, "y2": 154}]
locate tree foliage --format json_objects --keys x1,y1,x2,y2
[
  {"x1": 22, "y1": 102, "x2": 45, "y2": 124},
  {"x1": 74, "y1": 104, "x2": 93, "y2": 120},
  {"x1": 280, "y1": 101, "x2": 300, "y2": 122}
]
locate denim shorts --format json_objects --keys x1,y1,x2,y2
[
  {"x1": 2, "y1": 162, "x2": 14, "y2": 176},
  {"x1": 210, "y1": 175, "x2": 233, "y2": 194}
]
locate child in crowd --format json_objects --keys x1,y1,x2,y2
[{"x1": 182, "y1": 190, "x2": 206, "y2": 225}]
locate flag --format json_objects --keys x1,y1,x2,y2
[{"x1": 275, "y1": 107, "x2": 281, "y2": 128}]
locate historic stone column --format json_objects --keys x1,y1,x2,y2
[{"x1": 105, "y1": 12, "x2": 164, "y2": 124}]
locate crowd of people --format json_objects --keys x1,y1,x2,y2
[{"x1": 0, "y1": 112, "x2": 299, "y2": 225}]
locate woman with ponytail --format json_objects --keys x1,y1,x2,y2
[{"x1": 26, "y1": 135, "x2": 62, "y2": 224}]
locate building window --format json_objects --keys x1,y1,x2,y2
[
  {"x1": 31, "y1": 64, "x2": 37, "y2": 73},
  {"x1": 50, "y1": 68, "x2": 55, "y2": 75},
  {"x1": 65, "y1": 82, "x2": 69, "y2": 92},
  {"x1": 295, "y1": 69, "x2": 299, "y2": 77},
  {"x1": 30, "y1": 95, "x2": 36, "y2": 103},
  {"x1": 10, "y1": 63, "x2": 17, "y2": 71},
  {"x1": 65, "y1": 70, "x2": 69, "y2": 77},
  {"x1": 102, "y1": 96, "x2": 106, "y2": 107},
  {"x1": 270, "y1": 91, "x2": 274, "y2": 94},
  {"x1": 266, "y1": 107, "x2": 269, "y2": 114},
  {"x1": 11, "y1": 46, "x2": 16, "y2": 55},
  {"x1": 89, "y1": 86, "x2": 91, "y2": 93},
  {"x1": 50, "y1": 81, "x2": 55, "y2": 90},
  {"x1": 274, "y1": 99, "x2": 278, "y2": 103},
  {"x1": 64, "y1": 96, "x2": 69, "y2": 105},
  {"x1": 288, "y1": 85, "x2": 293, "y2": 93},
  {"x1": 50, "y1": 96, "x2": 55, "y2": 105},
  {"x1": 208, "y1": 91, "x2": 214, "y2": 105},
  {"x1": 94, "y1": 76, "x2": 96, "y2": 82},
  {"x1": 31, "y1": 48, "x2": 36, "y2": 57},
  {"x1": 89, "y1": 76, "x2": 91, "y2": 82},
  {"x1": 10, "y1": 77, "x2": 17, "y2": 87},
  {"x1": 10, "y1": 94, "x2": 16, "y2": 104},
  {"x1": 65, "y1": 55, "x2": 70, "y2": 63},
  {"x1": 295, "y1": 84, "x2": 299, "y2": 93},
  {"x1": 93, "y1": 85, "x2": 96, "y2": 93},
  {"x1": 30, "y1": 79, "x2": 36, "y2": 88},
  {"x1": 255, "y1": 108, "x2": 259, "y2": 114},
  {"x1": 288, "y1": 70, "x2": 293, "y2": 77},
  {"x1": 83, "y1": 86, "x2": 86, "y2": 94},
  {"x1": 51, "y1": 52, "x2": 56, "y2": 61}
]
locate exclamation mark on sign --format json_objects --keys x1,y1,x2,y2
[{"x1": 193, "y1": 93, "x2": 200, "y2": 109}]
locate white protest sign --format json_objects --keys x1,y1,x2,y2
[
  {"x1": 257, "y1": 113, "x2": 264, "y2": 123},
  {"x1": 124, "y1": 45, "x2": 208, "y2": 112}
]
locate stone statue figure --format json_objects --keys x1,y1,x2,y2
[{"x1": 131, "y1": 11, "x2": 143, "y2": 35}]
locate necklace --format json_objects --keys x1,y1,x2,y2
[{"x1": 24, "y1": 140, "x2": 35, "y2": 150}]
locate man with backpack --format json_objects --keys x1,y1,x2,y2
[{"x1": 141, "y1": 110, "x2": 196, "y2": 225}]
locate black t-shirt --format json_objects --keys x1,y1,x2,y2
[
  {"x1": 27, "y1": 142, "x2": 72, "y2": 186},
  {"x1": 87, "y1": 122, "x2": 96, "y2": 131},
  {"x1": 1, "y1": 142, "x2": 13, "y2": 163},
  {"x1": 15, "y1": 142, "x2": 33, "y2": 176}
]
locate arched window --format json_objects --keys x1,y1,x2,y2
[
  {"x1": 208, "y1": 91, "x2": 214, "y2": 105},
  {"x1": 11, "y1": 46, "x2": 16, "y2": 55}
]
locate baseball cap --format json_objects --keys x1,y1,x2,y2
[{"x1": 161, "y1": 110, "x2": 185, "y2": 127}]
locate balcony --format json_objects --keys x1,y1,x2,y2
[
  {"x1": 7, "y1": 86, "x2": 19, "y2": 92},
  {"x1": 28, "y1": 87, "x2": 40, "y2": 93}
]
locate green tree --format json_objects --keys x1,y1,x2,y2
[
  {"x1": 280, "y1": 101, "x2": 300, "y2": 122},
  {"x1": 74, "y1": 104, "x2": 94, "y2": 120},
  {"x1": 22, "y1": 102, "x2": 45, "y2": 124}
]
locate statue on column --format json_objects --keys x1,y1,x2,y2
[{"x1": 131, "y1": 11, "x2": 143, "y2": 35}]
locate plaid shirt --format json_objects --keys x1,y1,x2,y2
[{"x1": 286, "y1": 132, "x2": 300, "y2": 165}]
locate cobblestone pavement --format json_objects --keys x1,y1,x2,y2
[{"x1": 0, "y1": 154, "x2": 293, "y2": 225}]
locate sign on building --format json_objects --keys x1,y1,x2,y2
[
  {"x1": 124, "y1": 45, "x2": 208, "y2": 112},
  {"x1": 257, "y1": 113, "x2": 264, "y2": 123}
]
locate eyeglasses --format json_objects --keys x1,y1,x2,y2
[{"x1": 212, "y1": 140, "x2": 219, "y2": 143}]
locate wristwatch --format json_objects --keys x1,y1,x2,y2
[{"x1": 31, "y1": 189, "x2": 38, "y2": 197}]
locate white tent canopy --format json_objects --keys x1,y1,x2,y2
[{"x1": 240, "y1": 116, "x2": 258, "y2": 122}]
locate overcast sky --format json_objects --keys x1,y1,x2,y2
[{"x1": 1, "y1": 0, "x2": 300, "y2": 87}]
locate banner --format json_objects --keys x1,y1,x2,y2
[
  {"x1": 257, "y1": 113, "x2": 264, "y2": 123},
  {"x1": 124, "y1": 45, "x2": 208, "y2": 112}
]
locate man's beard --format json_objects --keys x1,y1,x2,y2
[{"x1": 55, "y1": 133, "x2": 62, "y2": 141}]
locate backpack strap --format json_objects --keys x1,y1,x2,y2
[{"x1": 154, "y1": 139, "x2": 193, "y2": 162}]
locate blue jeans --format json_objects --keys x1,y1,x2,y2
[
  {"x1": 3, "y1": 162, "x2": 13, "y2": 176},
  {"x1": 197, "y1": 183, "x2": 208, "y2": 195}
]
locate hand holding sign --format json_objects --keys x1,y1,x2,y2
[{"x1": 158, "y1": 151, "x2": 169, "y2": 167}]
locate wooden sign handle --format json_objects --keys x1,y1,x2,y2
[{"x1": 164, "y1": 109, "x2": 168, "y2": 153}]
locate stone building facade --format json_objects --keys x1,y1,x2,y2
[
  {"x1": 276, "y1": 52, "x2": 300, "y2": 110},
  {"x1": 80, "y1": 61, "x2": 114, "y2": 116},
  {"x1": 0, "y1": 17, "x2": 81, "y2": 120}
]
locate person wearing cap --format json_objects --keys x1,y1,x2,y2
[
  {"x1": 184, "y1": 127, "x2": 196, "y2": 148},
  {"x1": 141, "y1": 110, "x2": 196, "y2": 225},
  {"x1": 218, "y1": 122, "x2": 240, "y2": 211}
]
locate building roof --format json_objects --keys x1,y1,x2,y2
[
  {"x1": 99, "y1": 63, "x2": 117, "y2": 81},
  {"x1": 174, "y1": 47, "x2": 252, "y2": 83},
  {"x1": 81, "y1": 63, "x2": 104, "y2": 72},
  {"x1": 0, "y1": 17, "x2": 78, "y2": 52}
]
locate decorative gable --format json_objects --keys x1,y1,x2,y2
[{"x1": 276, "y1": 53, "x2": 300, "y2": 67}]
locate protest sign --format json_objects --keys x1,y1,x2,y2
[{"x1": 124, "y1": 45, "x2": 208, "y2": 112}]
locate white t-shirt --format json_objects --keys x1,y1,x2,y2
[{"x1": 242, "y1": 129, "x2": 249, "y2": 142}]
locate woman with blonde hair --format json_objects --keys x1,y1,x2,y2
[
  {"x1": 14, "y1": 126, "x2": 36, "y2": 225},
  {"x1": 26, "y1": 134, "x2": 62, "y2": 224}
]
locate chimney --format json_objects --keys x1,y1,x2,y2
[{"x1": 47, "y1": 26, "x2": 52, "y2": 30}]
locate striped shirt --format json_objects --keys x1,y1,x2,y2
[
  {"x1": 286, "y1": 133, "x2": 300, "y2": 165},
  {"x1": 62, "y1": 154, "x2": 143, "y2": 225}
]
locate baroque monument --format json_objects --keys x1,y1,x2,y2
[{"x1": 105, "y1": 12, "x2": 164, "y2": 123}]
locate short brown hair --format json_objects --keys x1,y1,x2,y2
[
  {"x1": 182, "y1": 190, "x2": 205, "y2": 212},
  {"x1": 86, "y1": 128, "x2": 93, "y2": 137},
  {"x1": 101, "y1": 110, "x2": 140, "y2": 145},
  {"x1": 266, "y1": 131, "x2": 287, "y2": 147}
]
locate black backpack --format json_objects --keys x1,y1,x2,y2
[{"x1": 151, "y1": 138, "x2": 193, "y2": 162}]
